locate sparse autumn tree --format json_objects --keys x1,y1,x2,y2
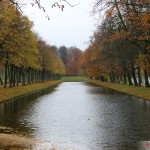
[{"x1": 66, "y1": 47, "x2": 82, "y2": 76}]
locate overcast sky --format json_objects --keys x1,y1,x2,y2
[{"x1": 22, "y1": 0, "x2": 96, "y2": 50}]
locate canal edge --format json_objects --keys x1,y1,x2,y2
[
  {"x1": 0, "y1": 80, "x2": 62, "y2": 104},
  {"x1": 87, "y1": 80, "x2": 150, "y2": 102}
]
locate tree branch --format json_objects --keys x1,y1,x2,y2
[{"x1": 61, "y1": 0, "x2": 80, "y2": 7}]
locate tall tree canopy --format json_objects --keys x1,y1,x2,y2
[
  {"x1": 79, "y1": 0, "x2": 150, "y2": 87},
  {"x1": 0, "y1": 1, "x2": 65, "y2": 88}
]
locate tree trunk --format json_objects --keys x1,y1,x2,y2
[
  {"x1": 4, "y1": 52, "x2": 9, "y2": 88},
  {"x1": 123, "y1": 73, "x2": 127, "y2": 84},
  {"x1": 131, "y1": 66, "x2": 138, "y2": 86},
  {"x1": 22, "y1": 67, "x2": 26, "y2": 86},
  {"x1": 0, "y1": 76, "x2": 3, "y2": 85},
  {"x1": 9, "y1": 64, "x2": 13, "y2": 88},
  {"x1": 13, "y1": 65, "x2": 16, "y2": 87},
  {"x1": 137, "y1": 67, "x2": 142, "y2": 86},
  {"x1": 127, "y1": 72, "x2": 133, "y2": 85},
  {"x1": 144, "y1": 70, "x2": 150, "y2": 87},
  {"x1": 16, "y1": 66, "x2": 19, "y2": 86}
]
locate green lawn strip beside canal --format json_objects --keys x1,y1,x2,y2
[
  {"x1": 62, "y1": 76, "x2": 88, "y2": 82},
  {"x1": 0, "y1": 80, "x2": 62, "y2": 103},
  {"x1": 88, "y1": 79, "x2": 150, "y2": 101}
]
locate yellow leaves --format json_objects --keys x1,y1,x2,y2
[
  {"x1": 0, "y1": 1, "x2": 41, "y2": 70},
  {"x1": 136, "y1": 54, "x2": 150, "y2": 71},
  {"x1": 0, "y1": 0, "x2": 66, "y2": 76},
  {"x1": 37, "y1": 40, "x2": 65, "y2": 74},
  {"x1": 0, "y1": 2, "x2": 16, "y2": 41}
]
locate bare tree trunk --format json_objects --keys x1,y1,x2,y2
[
  {"x1": 123, "y1": 73, "x2": 127, "y2": 84},
  {"x1": 127, "y1": 72, "x2": 133, "y2": 85},
  {"x1": 131, "y1": 66, "x2": 138, "y2": 86},
  {"x1": 0, "y1": 76, "x2": 3, "y2": 85},
  {"x1": 137, "y1": 67, "x2": 142, "y2": 86},
  {"x1": 144, "y1": 70, "x2": 150, "y2": 87},
  {"x1": 4, "y1": 52, "x2": 8, "y2": 88}
]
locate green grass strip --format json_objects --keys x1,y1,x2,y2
[
  {"x1": 88, "y1": 79, "x2": 150, "y2": 101},
  {"x1": 62, "y1": 76, "x2": 88, "y2": 82}
]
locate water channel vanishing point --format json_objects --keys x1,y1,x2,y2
[{"x1": 0, "y1": 82, "x2": 150, "y2": 150}]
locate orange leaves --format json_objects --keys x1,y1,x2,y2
[
  {"x1": 66, "y1": 47, "x2": 82, "y2": 76},
  {"x1": 105, "y1": 8, "x2": 113, "y2": 17},
  {"x1": 110, "y1": 32, "x2": 121, "y2": 41},
  {"x1": 84, "y1": 0, "x2": 150, "y2": 81},
  {"x1": 107, "y1": 30, "x2": 131, "y2": 43},
  {"x1": 78, "y1": 41, "x2": 109, "y2": 78}
]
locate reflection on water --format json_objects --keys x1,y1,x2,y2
[
  {"x1": 0, "y1": 86, "x2": 56, "y2": 134},
  {"x1": 0, "y1": 82, "x2": 150, "y2": 150}
]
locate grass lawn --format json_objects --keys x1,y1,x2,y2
[
  {"x1": 88, "y1": 79, "x2": 150, "y2": 101},
  {"x1": 0, "y1": 80, "x2": 62, "y2": 103},
  {"x1": 62, "y1": 76, "x2": 88, "y2": 82}
]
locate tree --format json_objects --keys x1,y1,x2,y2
[
  {"x1": 92, "y1": 0, "x2": 150, "y2": 87},
  {"x1": 0, "y1": 1, "x2": 65, "y2": 88},
  {"x1": 58, "y1": 46, "x2": 68, "y2": 65},
  {"x1": 37, "y1": 37, "x2": 65, "y2": 81},
  {"x1": 66, "y1": 47, "x2": 82, "y2": 76}
]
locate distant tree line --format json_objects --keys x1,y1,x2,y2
[
  {"x1": 78, "y1": 0, "x2": 150, "y2": 87},
  {"x1": 57, "y1": 46, "x2": 83, "y2": 76},
  {"x1": 0, "y1": 0, "x2": 65, "y2": 88}
]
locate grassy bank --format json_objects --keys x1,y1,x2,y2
[
  {"x1": 0, "y1": 80, "x2": 62, "y2": 103},
  {"x1": 62, "y1": 76, "x2": 88, "y2": 82},
  {"x1": 88, "y1": 79, "x2": 150, "y2": 101}
]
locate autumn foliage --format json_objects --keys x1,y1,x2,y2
[
  {"x1": 57, "y1": 46, "x2": 83, "y2": 76},
  {"x1": 0, "y1": 0, "x2": 65, "y2": 88},
  {"x1": 79, "y1": 0, "x2": 150, "y2": 87}
]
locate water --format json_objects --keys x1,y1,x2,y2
[{"x1": 0, "y1": 82, "x2": 150, "y2": 150}]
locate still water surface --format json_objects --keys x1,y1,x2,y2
[{"x1": 0, "y1": 82, "x2": 150, "y2": 149}]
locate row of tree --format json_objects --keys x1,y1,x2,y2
[
  {"x1": 79, "y1": 0, "x2": 150, "y2": 87},
  {"x1": 56, "y1": 46, "x2": 83, "y2": 76},
  {"x1": 0, "y1": 0, "x2": 65, "y2": 88}
]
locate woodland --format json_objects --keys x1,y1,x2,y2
[
  {"x1": 0, "y1": 1, "x2": 64, "y2": 88},
  {"x1": 0, "y1": 0, "x2": 150, "y2": 88},
  {"x1": 78, "y1": 0, "x2": 150, "y2": 87}
]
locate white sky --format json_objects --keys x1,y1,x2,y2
[{"x1": 22, "y1": 0, "x2": 96, "y2": 51}]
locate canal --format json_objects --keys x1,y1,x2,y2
[{"x1": 0, "y1": 82, "x2": 150, "y2": 150}]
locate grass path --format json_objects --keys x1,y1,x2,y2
[{"x1": 88, "y1": 79, "x2": 150, "y2": 101}]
